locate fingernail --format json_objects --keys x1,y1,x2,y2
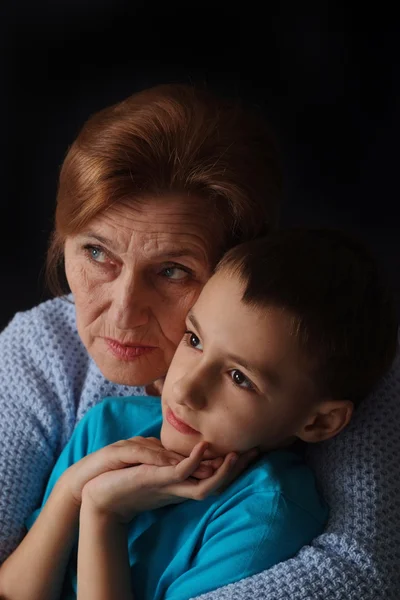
[{"x1": 230, "y1": 455, "x2": 238, "y2": 466}]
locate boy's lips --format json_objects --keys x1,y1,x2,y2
[{"x1": 166, "y1": 407, "x2": 199, "y2": 435}]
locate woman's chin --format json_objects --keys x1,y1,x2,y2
[{"x1": 93, "y1": 350, "x2": 168, "y2": 388}]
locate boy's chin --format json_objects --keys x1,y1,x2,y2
[
  {"x1": 160, "y1": 426, "x2": 192, "y2": 457},
  {"x1": 160, "y1": 427, "x2": 224, "y2": 460}
]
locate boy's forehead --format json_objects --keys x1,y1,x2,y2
[
  {"x1": 195, "y1": 273, "x2": 294, "y2": 358},
  {"x1": 193, "y1": 271, "x2": 314, "y2": 389},
  {"x1": 200, "y1": 270, "x2": 244, "y2": 301}
]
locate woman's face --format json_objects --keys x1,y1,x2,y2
[{"x1": 64, "y1": 195, "x2": 219, "y2": 386}]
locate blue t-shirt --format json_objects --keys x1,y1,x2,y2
[{"x1": 28, "y1": 396, "x2": 328, "y2": 600}]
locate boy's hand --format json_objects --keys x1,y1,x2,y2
[
  {"x1": 80, "y1": 442, "x2": 258, "y2": 523},
  {"x1": 62, "y1": 437, "x2": 220, "y2": 507}
]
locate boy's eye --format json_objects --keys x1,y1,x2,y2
[
  {"x1": 230, "y1": 369, "x2": 254, "y2": 390},
  {"x1": 185, "y1": 331, "x2": 203, "y2": 350}
]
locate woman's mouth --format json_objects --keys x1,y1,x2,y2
[
  {"x1": 166, "y1": 408, "x2": 199, "y2": 435},
  {"x1": 104, "y1": 338, "x2": 157, "y2": 361}
]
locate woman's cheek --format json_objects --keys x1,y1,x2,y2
[
  {"x1": 66, "y1": 256, "x2": 101, "y2": 292},
  {"x1": 66, "y1": 261, "x2": 107, "y2": 322}
]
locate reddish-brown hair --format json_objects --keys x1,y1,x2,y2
[{"x1": 47, "y1": 84, "x2": 282, "y2": 294}]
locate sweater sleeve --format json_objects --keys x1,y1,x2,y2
[
  {"x1": 0, "y1": 307, "x2": 73, "y2": 562},
  {"x1": 192, "y1": 339, "x2": 400, "y2": 600}
]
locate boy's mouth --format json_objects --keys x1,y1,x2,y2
[{"x1": 166, "y1": 407, "x2": 199, "y2": 435}]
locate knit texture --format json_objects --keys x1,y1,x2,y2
[
  {"x1": 0, "y1": 297, "x2": 399, "y2": 599},
  {"x1": 0, "y1": 297, "x2": 144, "y2": 559}
]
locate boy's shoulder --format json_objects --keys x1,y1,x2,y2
[
  {"x1": 77, "y1": 395, "x2": 163, "y2": 449},
  {"x1": 217, "y1": 449, "x2": 328, "y2": 526}
]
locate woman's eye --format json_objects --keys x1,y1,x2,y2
[
  {"x1": 84, "y1": 245, "x2": 107, "y2": 263},
  {"x1": 230, "y1": 369, "x2": 254, "y2": 390},
  {"x1": 185, "y1": 331, "x2": 203, "y2": 350},
  {"x1": 161, "y1": 265, "x2": 191, "y2": 281}
]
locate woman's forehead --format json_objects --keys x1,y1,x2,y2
[{"x1": 76, "y1": 196, "x2": 223, "y2": 263}]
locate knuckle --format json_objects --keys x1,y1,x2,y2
[
  {"x1": 156, "y1": 449, "x2": 166, "y2": 463},
  {"x1": 112, "y1": 440, "x2": 126, "y2": 448},
  {"x1": 172, "y1": 470, "x2": 186, "y2": 484},
  {"x1": 193, "y1": 488, "x2": 207, "y2": 501},
  {"x1": 101, "y1": 445, "x2": 116, "y2": 457}
]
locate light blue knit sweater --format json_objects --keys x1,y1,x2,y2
[{"x1": 0, "y1": 297, "x2": 399, "y2": 599}]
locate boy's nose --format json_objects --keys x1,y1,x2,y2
[{"x1": 173, "y1": 374, "x2": 207, "y2": 411}]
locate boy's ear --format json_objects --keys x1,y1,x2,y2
[{"x1": 296, "y1": 399, "x2": 354, "y2": 443}]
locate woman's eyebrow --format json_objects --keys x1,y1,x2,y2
[
  {"x1": 155, "y1": 249, "x2": 205, "y2": 261},
  {"x1": 83, "y1": 232, "x2": 116, "y2": 249},
  {"x1": 81, "y1": 233, "x2": 204, "y2": 261}
]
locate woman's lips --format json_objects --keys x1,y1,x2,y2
[
  {"x1": 105, "y1": 338, "x2": 157, "y2": 361},
  {"x1": 166, "y1": 408, "x2": 199, "y2": 435}
]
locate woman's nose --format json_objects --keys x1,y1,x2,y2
[{"x1": 109, "y1": 274, "x2": 150, "y2": 330}]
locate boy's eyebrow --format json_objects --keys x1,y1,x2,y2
[
  {"x1": 187, "y1": 311, "x2": 280, "y2": 388},
  {"x1": 187, "y1": 311, "x2": 203, "y2": 335}
]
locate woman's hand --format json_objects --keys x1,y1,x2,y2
[
  {"x1": 81, "y1": 442, "x2": 259, "y2": 523},
  {"x1": 62, "y1": 436, "x2": 221, "y2": 507}
]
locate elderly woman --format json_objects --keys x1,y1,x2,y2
[{"x1": 0, "y1": 84, "x2": 399, "y2": 600}]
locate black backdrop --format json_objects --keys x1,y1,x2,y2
[{"x1": 1, "y1": 3, "x2": 399, "y2": 330}]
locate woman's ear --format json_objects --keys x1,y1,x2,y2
[{"x1": 296, "y1": 399, "x2": 354, "y2": 443}]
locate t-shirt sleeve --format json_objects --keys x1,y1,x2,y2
[
  {"x1": 26, "y1": 405, "x2": 102, "y2": 529},
  {"x1": 164, "y1": 490, "x2": 326, "y2": 600}
]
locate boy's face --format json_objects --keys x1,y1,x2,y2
[{"x1": 160, "y1": 271, "x2": 320, "y2": 459}]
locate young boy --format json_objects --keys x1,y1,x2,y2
[{"x1": 0, "y1": 229, "x2": 397, "y2": 600}]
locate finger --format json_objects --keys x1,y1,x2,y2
[
  {"x1": 121, "y1": 442, "x2": 212, "y2": 491},
  {"x1": 193, "y1": 448, "x2": 258, "y2": 487},
  {"x1": 215, "y1": 448, "x2": 259, "y2": 494},
  {"x1": 108, "y1": 444, "x2": 181, "y2": 469},
  {"x1": 200, "y1": 456, "x2": 224, "y2": 470},
  {"x1": 165, "y1": 451, "x2": 237, "y2": 500},
  {"x1": 190, "y1": 464, "x2": 215, "y2": 479},
  {"x1": 173, "y1": 442, "x2": 210, "y2": 480},
  {"x1": 125, "y1": 438, "x2": 184, "y2": 465},
  {"x1": 191, "y1": 453, "x2": 238, "y2": 498}
]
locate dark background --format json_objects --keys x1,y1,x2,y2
[{"x1": 0, "y1": 3, "x2": 399, "y2": 330}]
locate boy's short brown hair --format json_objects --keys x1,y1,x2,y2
[{"x1": 217, "y1": 228, "x2": 398, "y2": 405}]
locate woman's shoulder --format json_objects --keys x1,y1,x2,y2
[
  {"x1": 0, "y1": 295, "x2": 83, "y2": 382},
  {"x1": 2, "y1": 295, "x2": 82, "y2": 355},
  {"x1": 3, "y1": 295, "x2": 76, "y2": 341}
]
